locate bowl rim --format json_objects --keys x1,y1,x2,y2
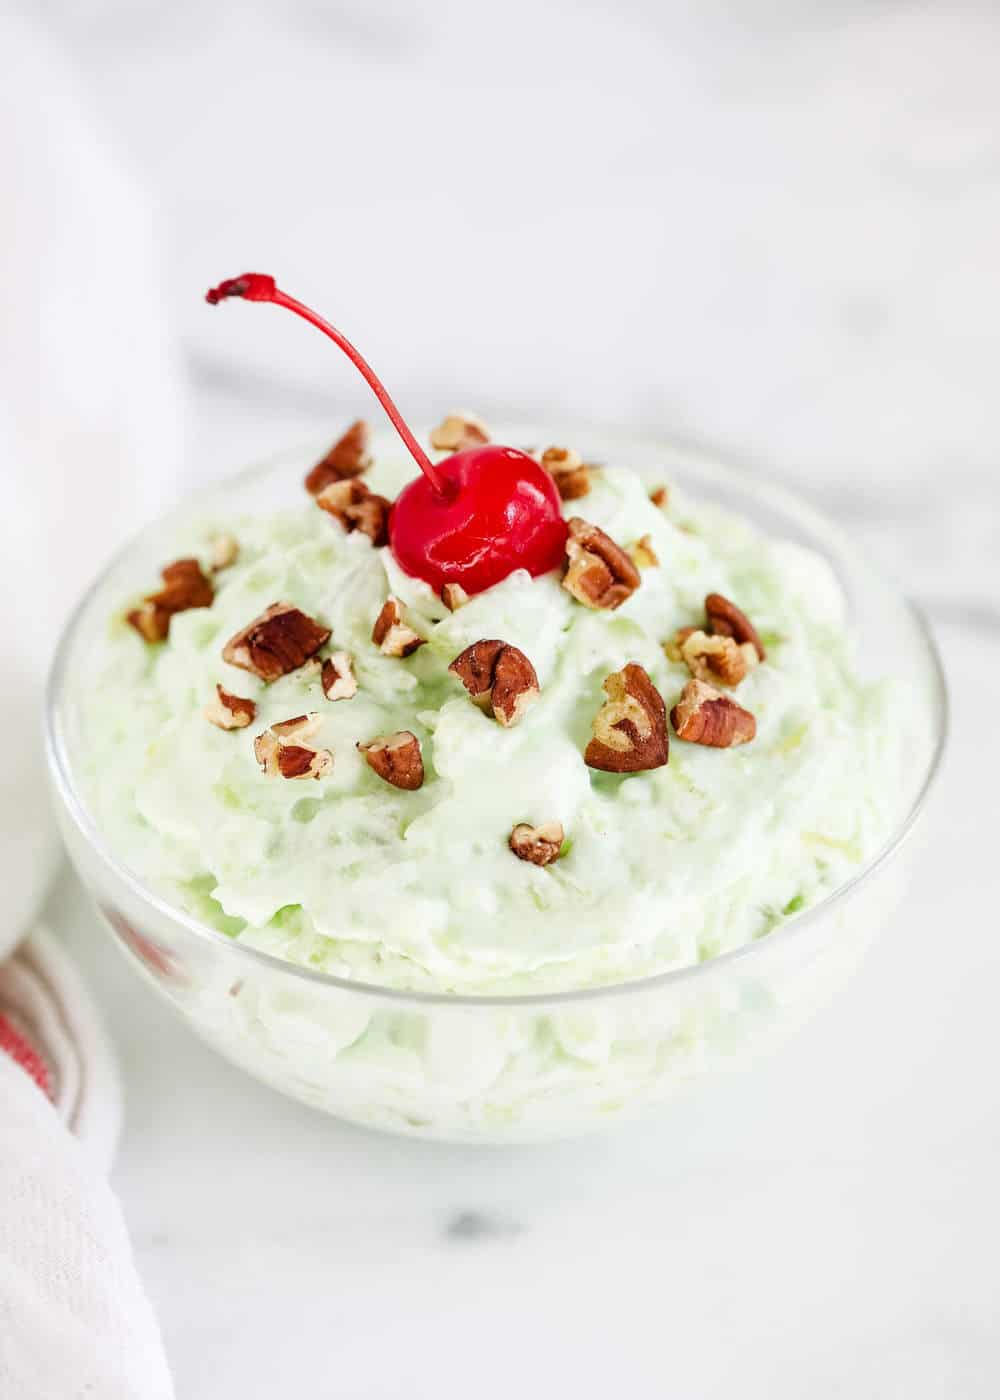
[{"x1": 44, "y1": 430, "x2": 950, "y2": 1009}]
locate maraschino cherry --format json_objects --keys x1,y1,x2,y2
[{"x1": 205, "y1": 274, "x2": 567, "y2": 595}]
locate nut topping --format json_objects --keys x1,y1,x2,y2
[
  {"x1": 449, "y1": 640, "x2": 540, "y2": 727},
  {"x1": 679, "y1": 629, "x2": 759, "y2": 688},
  {"x1": 705, "y1": 592, "x2": 766, "y2": 661},
  {"x1": 209, "y1": 534, "x2": 239, "y2": 572},
  {"x1": 539, "y1": 446, "x2": 591, "y2": 501},
  {"x1": 585, "y1": 663, "x2": 669, "y2": 773},
  {"x1": 320, "y1": 652, "x2": 357, "y2": 701},
  {"x1": 358, "y1": 731, "x2": 424, "y2": 790},
  {"x1": 429, "y1": 412, "x2": 490, "y2": 453},
  {"x1": 223, "y1": 603, "x2": 331, "y2": 682},
  {"x1": 628, "y1": 534, "x2": 659, "y2": 569},
  {"x1": 315, "y1": 479, "x2": 391, "y2": 546},
  {"x1": 304, "y1": 420, "x2": 373, "y2": 494},
  {"x1": 509, "y1": 821, "x2": 564, "y2": 866},
  {"x1": 562, "y1": 518, "x2": 641, "y2": 611},
  {"x1": 270, "y1": 712, "x2": 322, "y2": 741},
  {"x1": 670, "y1": 679, "x2": 756, "y2": 748},
  {"x1": 126, "y1": 606, "x2": 166, "y2": 644},
  {"x1": 126, "y1": 558, "x2": 214, "y2": 643},
  {"x1": 254, "y1": 722, "x2": 333, "y2": 780},
  {"x1": 204, "y1": 684, "x2": 256, "y2": 730},
  {"x1": 649, "y1": 486, "x2": 669, "y2": 509},
  {"x1": 276, "y1": 745, "x2": 332, "y2": 779},
  {"x1": 372, "y1": 597, "x2": 426, "y2": 657},
  {"x1": 440, "y1": 582, "x2": 469, "y2": 612},
  {"x1": 252, "y1": 733, "x2": 278, "y2": 772},
  {"x1": 663, "y1": 625, "x2": 697, "y2": 664}
]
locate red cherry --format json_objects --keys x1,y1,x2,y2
[
  {"x1": 391, "y1": 445, "x2": 566, "y2": 594},
  {"x1": 205, "y1": 273, "x2": 567, "y2": 594}
]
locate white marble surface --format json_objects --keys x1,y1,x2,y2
[{"x1": 29, "y1": 1, "x2": 1000, "y2": 1393}]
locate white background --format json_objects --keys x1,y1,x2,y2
[{"x1": 25, "y1": 0, "x2": 1000, "y2": 1394}]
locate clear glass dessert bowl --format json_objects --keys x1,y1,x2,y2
[{"x1": 45, "y1": 429, "x2": 947, "y2": 1143}]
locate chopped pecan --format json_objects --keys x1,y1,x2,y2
[
  {"x1": 358, "y1": 731, "x2": 424, "y2": 790},
  {"x1": 315, "y1": 479, "x2": 390, "y2": 546},
  {"x1": 562, "y1": 518, "x2": 641, "y2": 610},
  {"x1": 441, "y1": 582, "x2": 469, "y2": 612},
  {"x1": 126, "y1": 604, "x2": 168, "y2": 644},
  {"x1": 540, "y1": 446, "x2": 591, "y2": 500},
  {"x1": 663, "y1": 625, "x2": 697, "y2": 664},
  {"x1": 371, "y1": 597, "x2": 426, "y2": 657},
  {"x1": 679, "y1": 629, "x2": 759, "y2": 687},
  {"x1": 204, "y1": 684, "x2": 256, "y2": 731},
  {"x1": 223, "y1": 603, "x2": 330, "y2": 682},
  {"x1": 449, "y1": 640, "x2": 540, "y2": 727},
  {"x1": 705, "y1": 592, "x2": 766, "y2": 661},
  {"x1": 628, "y1": 534, "x2": 659, "y2": 569},
  {"x1": 320, "y1": 652, "x2": 357, "y2": 701},
  {"x1": 584, "y1": 663, "x2": 669, "y2": 773},
  {"x1": 670, "y1": 679, "x2": 756, "y2": 748},
  {"x1": 253, "y1": 732, "x2": 279, "y2": 771},
  {"x1": 209, "y1": 534, "x2": 239, "y2": 572},
  {"x1": 254, "y1": 724, "x2": 333, "y2": 780},
  {"x1": 159, "y1": 558, "x2": 212, "y2": 602},
  {"x1": 279, "y1": 745, "x2": 332, "y2": 779},
  {"x1": 509, "y1": 821, "x2": 564, "y2": 866},
  {"x1": 649, "y1": 486, "x2": 669, "y2": 509},
  {"x1": 126, "y1": 558, "x2": 214, "y2": 642},
  {"x1": 429, "y1": 412, "x2": 490, "y2": 453},
  {"x1": 304, "y1": 420, "x2": 373, "y2": 494},
  {"x1": 270, "y1": 712, "x2": 322, "y2": 741}
]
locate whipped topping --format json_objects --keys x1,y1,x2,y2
[{"x1": 79, "y1": 452, "x2": 921, "y2": 995}]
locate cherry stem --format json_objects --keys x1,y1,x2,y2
[{"x1": 205, "y1": 273, "x2": 446, "y2": 495}]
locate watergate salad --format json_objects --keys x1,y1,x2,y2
[{"x1": 79, "y1": 371, "x2": 914, "y2": 998}]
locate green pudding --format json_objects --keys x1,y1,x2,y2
[{"x1": 79, "y1": 439, "x2": 915, "y2": 995}]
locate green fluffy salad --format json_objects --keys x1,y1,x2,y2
[{"x1": 79, "y1": 434, "x2": 913, "y2": 995}]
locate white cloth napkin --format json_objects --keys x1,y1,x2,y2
[
  {"x1": 0, "y1": 929, "x2": 174, "y2": 1399},
  {"x1": 0, "y1": 12, "x2": 183, "y2": 954},
  {"x1": 0, "y1": 14, "x2": 183, "y2": 1397}
]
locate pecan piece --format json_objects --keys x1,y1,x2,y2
[
  {"x1": 628, "y1": 534, "x2": 659, "y2": 569},
  {"x1": 540, "y1": 446, "x2": 591, "y2": 501},
  {"x1": 223, "y1": 603, "x2": 331, "y2": 682},
  {"x1": 705, "y1": 593, "x2": 766, "y2": 661},
  {"x1": 649, "y1": 486, "x2": 669, "y2": 509},
  {"x1": 509, "y1": 821, "x2": 564, "y2": 866},
  {"x1": 440, "y1": 582, "x2": 469, "y2": 612},
  {"x1": 670, "y1": 679, "x2": 756, "y2": 748},
  {"x1": 584, "y1": 663, "x2": 669, "y2": 773},
  {"x1": 126, "y1": 558, "x2": 214, "y2": 642},
  {"x1": 320, "y1": 652, "x2": 357, "y2": 701},
  {"x1": 372, "y1": 597, "x2": 426, "y2": 657},
  {"x1": 663, "y1": 625, "x2": 697, "y2": 664},
  {"x1": 562, "y1": 518, "x2": 641, "y2": 610},
  {"x1": 270, "y1": 712, "x2": 322, "y2": 741},
  {"x1": 449, "y1": 640, "x2": 540, "y2": 727},
  {"x1": 315, "y1": 479, "x2": 390, "y2": 546},
  {"x1": 358, "y1": 731, "x2": 424, "y2": 790},
  {"x1": 126, "y1": 604, "x2": 169, "y2": 644},
  {"x1": 209, "y1": 533, "x2": 239, "y2": 572},
  {"x1": 429, "y1": 412, "x2": 490, "y2": 453},
  {"x1": 158, "y1": 558, "x2": 213, "y2": 603},
  {"x1": 305, "y1": 420, "x2": 373, "y2": 494},
  {"x1": 254, "y1": 724, "x2": 333, "y2": 780},
  {"x1": 679, "y1": 630, "x2": 758, "y2": 688},
  {"x1": 276, "y1": 745, "x2": 332, "y2": 779},
  {"x1": 204, "y1": 684, "x2": 256, "y2": 731}
]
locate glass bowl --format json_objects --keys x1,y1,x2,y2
[{"x1": 45, "y1": 429, "x2": 947, "y2": 1142}]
